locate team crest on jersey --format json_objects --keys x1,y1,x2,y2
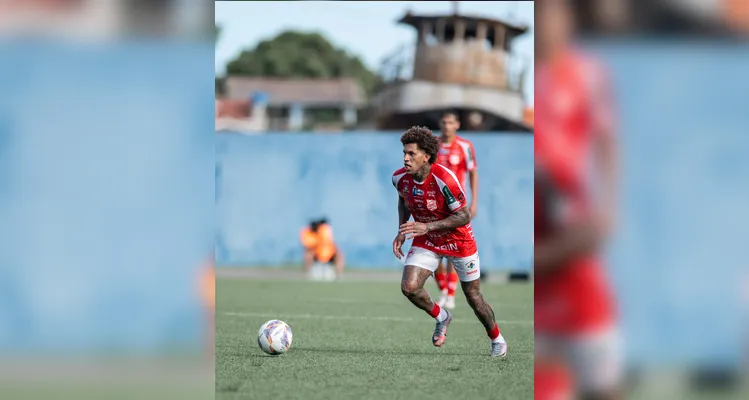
[
  {"x1": 426, "y1": 199, "x2": 437, "y2": 211},
  {"x1": 412, "y1": 187, "x2": 424, "y2": 196},
  {"x1": 402, "y1": 185, "x2": 409, "y2": 194},
  {"x1": 449, "y1": 154, "x2": 460, "y2": 165}
]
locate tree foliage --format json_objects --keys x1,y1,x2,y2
[{"x1": 225, "y1": 31, "x2": 381, "y2": 95}]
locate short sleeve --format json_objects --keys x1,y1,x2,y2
[
  {"x1": 465, "y1": 141, "x2": 477, "y2": 172},
  {"x1": 392, "y1": 170, "x2": 407, "y2": 195},
  {"x1": 300, "y1": 228, "x2": 316, "y2": 248},
  {"x1": 318, "y1": 224, "x2": 334, "y2": 243},
  {"x1": 435, "y1": 167, "x2": 467, "y2": 212}
]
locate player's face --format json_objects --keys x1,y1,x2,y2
[
  {"x1": 403, "y1": 143, "x2": 430, "y2": 174},
  {"x1": 440, "y1": 114, "x2": 460, "y2": 136},
  {"x1": 538, "y1": 0, "x2": 573, "y2": 55}
]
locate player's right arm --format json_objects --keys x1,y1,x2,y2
[
  {"x1": 393, "y1": 194, "x2": 410, "y2": 258},
  {"x1": 393, "y1": 170, "x2": 409, "y2": 258},
  {"x1": 397, "y1": 195, "x2": 411, "y2": 225}
]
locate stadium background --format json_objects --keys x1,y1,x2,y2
[{"x1": 215, "y1": 133, "x2": 533, "y2": 271}]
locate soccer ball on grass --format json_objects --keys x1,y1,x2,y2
[{"x1": 257, "y1": 320, "x2": 293, "y2": 355}]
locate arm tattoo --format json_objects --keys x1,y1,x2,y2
[
  {"x1": 426, "y1": 207, "x2": 470, "y2": 232},
  {"x1": 398, "y1": 196, "x2": 411, "y2": 225}
]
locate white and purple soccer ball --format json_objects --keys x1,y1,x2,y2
[{"x1": 257, "y1": 320, "x2": 293, "y2": 355}]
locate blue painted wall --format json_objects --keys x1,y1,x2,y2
[{"x1": 215, "y1": 133, "x2": 534, "y2": 271}]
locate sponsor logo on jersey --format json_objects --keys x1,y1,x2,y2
[
  {"x1": 440, "y1": 148, "x2": 450, "y2": 155},
  {"x1": 442, "y1": 186, "x2": 456, "y2": 204},
  {"x1": 412, "y1": 187, "x2": 424, "y2": 196},
  {"x1": 466, "y1": 260, "x2": 476, "y2": 270},
  {"x1": 425, "y1": 240, "x2": 459, "y2": 252},
  {"x1": 427, "y1": 190, "x2": 436, "y2": 196},
  {"x1": 426, "y1": 199, "x2": 437, "y2": 211}
]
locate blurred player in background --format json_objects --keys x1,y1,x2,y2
[
  {"x1": 300, "y1": 218, "x2": 345, "y2": 278},
  {"x1": 535, "y1": 1, "x2": 620, "y2": 399},
  {"x1": 393, "y1": 126, "x2": 506, "y2": 357},
  {"x1": 433, "y1": 111, "x2": 479, "y2": 310}
]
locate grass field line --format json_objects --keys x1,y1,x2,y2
[
  {"x1": 310, "y1": 297, "x2": 531, "y2": 308},
  {"x1": 223, "y1": 311, "x2": 533, "y2": 325}
]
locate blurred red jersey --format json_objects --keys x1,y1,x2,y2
[
  {"x1": 535, "y1": 49, "x2": 617, "y2": 335},
  {"x1": 437, "y1": 136, "x2": 477, "y2": 187},
  {"x1": 393, "y1": 164, "x2": 477, "y2": 258}
]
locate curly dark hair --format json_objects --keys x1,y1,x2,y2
[{"x1": 400, "y1": 126, "x2": 440, "y2": 164}]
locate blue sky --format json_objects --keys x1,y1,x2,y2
[{"x1": 215, "y1": 1, "x2": 534, "y2": 106}]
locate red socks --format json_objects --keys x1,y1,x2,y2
[
  {"x1": 435, "y1": 271, "x2": 458, "y2": 296},
  {"x1": 428, "y1": 303, "x2": 442, "y2": 319},
  {"x1": 488, "y1": 323, "x2": 500, "y2": 340},
  {"x1": 447, "y1": 272, "x2": 459, "y2": 297},
  {"x1": 435, "y1": 272, "x2": 448, "y2": 292}
]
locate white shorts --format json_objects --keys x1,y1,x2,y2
[
  {"x1": 535, "y1": 326, "x2": 623, "y2": 393},
  {"x1": 404, "y1": 246, "x2": 480, "y2": 282}
]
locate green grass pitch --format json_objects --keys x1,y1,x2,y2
[{"x1": 216, "y1": 274, "x2": 533, "y2": 399}]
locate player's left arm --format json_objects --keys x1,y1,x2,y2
[
  {"x1": 590, "y1": 63, "x2": 618, "y2": 238},
  {"x1": 468, "y1": 170, "x2": 479, "y2": 218},
  {"x1": 466, "y1": 141, "x2": 479, "y2": 218},
  {"x1": 426, "y1": 172, "x2": 470, "y2": 231},
  {"x1": 425, "y1": 207, "x2": 470, "y2": 232}
]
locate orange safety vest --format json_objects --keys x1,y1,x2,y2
[{"x1": 300, "y1": 224, "x2": 336, "y2": 263}]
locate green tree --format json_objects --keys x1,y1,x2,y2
[{"x1": 225, "y1": 31, "x2": 381, "y2": 95}]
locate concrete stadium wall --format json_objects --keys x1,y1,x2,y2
[{"x1": 215, "y1": 133, "x2": 533, "y2": 271}]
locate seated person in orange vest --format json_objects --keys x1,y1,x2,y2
[{"x1": 300, "y1": 218, "x2": 344, "y2": 277}]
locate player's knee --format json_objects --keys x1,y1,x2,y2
[
  {"x1": 400, "y1": 280, "x2": 419, "y2": 298},
  {"x1": 464, "y1": 290, "x2": 482, "y2": 305}
]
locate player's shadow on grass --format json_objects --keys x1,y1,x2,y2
[{"x1": 293, "y1": 347, "x2": 470, "y2": 356}]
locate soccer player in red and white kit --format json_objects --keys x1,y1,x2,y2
[
  {"x1": 433, "y1": 111, "x2": 479, "y2": 310},
  {"x1": 535, "y1": 1, "x2": 621, "y2": 399},
  {"x1": 392, "y1": 126, "x2": 507, "y2": 357}
]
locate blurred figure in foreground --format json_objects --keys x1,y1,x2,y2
[
  {"x1": 300, "y1": 218, "x2": 345, "y2": 279},
  {"x1": 535, "y1": 1, "x2": 620, "y2": 399}
]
